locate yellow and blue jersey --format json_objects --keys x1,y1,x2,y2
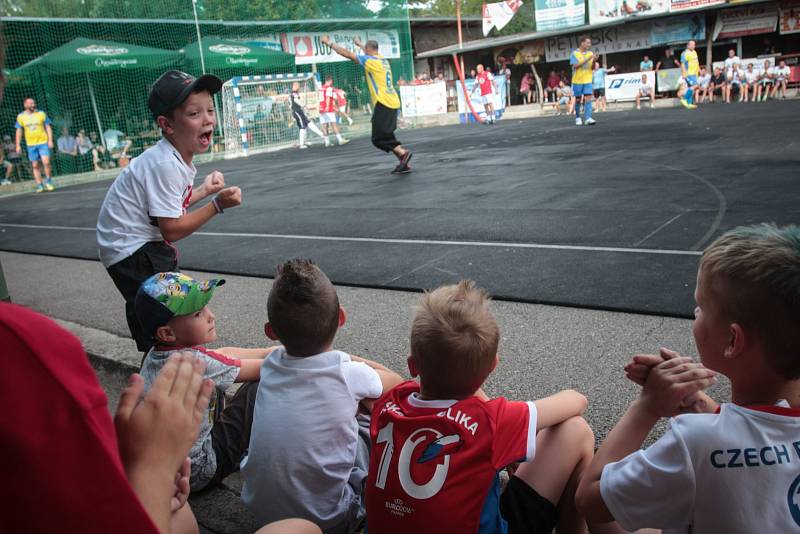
[
  {"x1": 15, "y1": 111, "x2": 51, "y2": 146},
  {"x1": 357, "y1": 53, "x2": 400, "y2": 110},
  {"x1": 681, "y1": 49, "x2": 700, "y2": 77},
  {"x1": 570, "y1": 50, "x2": 594, "y2": 85}
]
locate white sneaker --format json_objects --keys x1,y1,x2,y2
[
  {"x1": 347, "y1": 117, "x2": 353, "y2": 125},
  {"x1": 575, "y1": 117, "x2": 583, "y2": 126},
  {"x1": 585, "y1": 118, "x2": 596, "y2": 125},
  {"x1": 299, "y1": 144, "x2": 309, "y2": 149},
  {"x1": 339, "y1": 138, "x2": 350, "y2": 145},
  {"x1": 0, "y1": 179, "x2": 11, "y2": 185}
]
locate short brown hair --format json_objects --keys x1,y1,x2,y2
[
  {"x1": 700, "y1": 223, "x2": 800, "y2": 379},
  {"x1": 267, "y1": 259, "x2": 340, "y2": 357},
  {"x1": 410, "y1": 280, "x2": 499, "y2": 398},
  {"x1": 580, "y1": 36, "x2": 592, "y2": 45}
]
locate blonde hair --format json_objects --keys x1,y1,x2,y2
[
  {"x1": 700, "y1": 223, "x2": 800, "y2": 379},
  {"x1": 410, "y1": 280, "x2": 499, "y2": 398}
]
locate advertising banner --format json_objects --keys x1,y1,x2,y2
[
  {"x1": 545, "y1": 14, "x2": 705, "y2": 61},
  {"x1": 656, "y1": 67, "x2": 682, "y2": 92},
  {"x1": 400, "y1": 82, "x2": 448, "y2": 117},
  {"x1": 714, "y1": 5, "x2": 778, "y2": 39},
  {"x1": 534, "y1": 0, "x2": 586, "y2": 31},
  {"x1": 456, "y1": 77, "x2": 508, "y2": 119},
  {"x1": 779, "y1": 1, "x2": 800, "y2": 34},
  {"x1": 606, "y1": 70, "x2": 655, "y2": 101},
  {"x1": 670, "y1": 0, "x2": 725, "y2": 13},
  {"x1": 241, "y1": 34, "x2": 283, "y2": 52},
  {"x1": 282, "y1": 30, "x2": 400, "y2": 65},
  {"x1": 589, "y1": 0, "x2": 668, "y2": 25}
]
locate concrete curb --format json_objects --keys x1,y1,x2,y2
[{"x1": 55, "y1": 318, "x2": 257, "y2": 534}]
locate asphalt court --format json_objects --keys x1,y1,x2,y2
[{"x1": 1, "y1": 100, "x2": 798, "y2": 316}]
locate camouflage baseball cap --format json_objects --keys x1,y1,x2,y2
[{"x1": 134, "y1": 272, "x2": 225, "y2": 340}]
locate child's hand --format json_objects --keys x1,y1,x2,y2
[
  {"x1": 171, "y1": 458, "x2": 191, "y2": 512},
  {"x1": 639, "y1": 357, "x2": 716, "y2": 418},
  {"x1": 114, "y1": 353, "x2": 214, "y2": 481},
  {"x1": 624, "y1": 347, "x2": 680, "y2": 385},
  {"x1": 216, "y1": 186, "x2": 242, "y2": 209},
  {"x1": 203, "y1": 171, "x2": 226, "y2": 195}
]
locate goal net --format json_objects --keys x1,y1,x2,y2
[{"x1": 221, "y1": 73, "x2": 318, "y2": 157}]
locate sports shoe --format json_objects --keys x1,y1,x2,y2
[
  {"x1": 35, "y1": 183, "x2": 44, "y2": 193},
  {"x1": 299, "y1": 144, "x2": 309, "y2": 149},
  {"x1": 679, "y1": 99, "x2": 693, "y2": 109},
  {"x1": 347, "y1": 117, "x2": 354, "y2": 125},
  {"x1": 0, "y1": 179, "x2": 11, "y2": 185},
  {"x1": 392, "y1": 151, "x2": 413, "y2": 174},
  {"x1": 44, "y1": 180, "x2": 55, "y2": 192},
  {"x1": 575, "y1": 117, "x2": 583, "y2": 126},
  {"x1": 339, "y1": 138, "x2": 350, "y2": 146},
  {"x1": 687, "y1": 103, "x2": 698, "y2": 109},
  {"x1": 585, "y1": 118, "x2": 596, "y2": 126}
]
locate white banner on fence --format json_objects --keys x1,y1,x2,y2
[
  {"x1": 606, "y1": 70, "x2": 655, "y2": 101},
  {"x1": 282, "y1": 30, "x2": 400, "y2": 65},
  {"x1": 456, "y1": 77, "x2": 508, "y2": 117},
  {"x1": 399, "y1": 82, "x2": 448, "y2": 117},
  {"x1": 714, "y1": 5, "x2": 778, "y2": 39}
]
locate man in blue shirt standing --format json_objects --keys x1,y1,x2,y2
[{"x1": 592, "y1": 61, "x2": 616, "y2": 113}]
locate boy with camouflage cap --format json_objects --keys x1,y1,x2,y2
[{"x1": 135, "y1": 272, "x2": 276, "y2": 491}]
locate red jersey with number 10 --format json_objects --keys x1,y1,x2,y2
[{"x1": 365, "y1": 380, "x2": 536, "y2": 534}]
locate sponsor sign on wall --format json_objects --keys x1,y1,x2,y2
[
  {"x1": 282, "y1": 30, "x2": 400, "y2": 65},
  {"x1": 606, "y1": 70, "x2": 656, "y2": 101},
  {"x1": 589, "y1": 0, "x2": 669, "y2": 25},
  {"x1": 670, "y1": 0, "x2": 725, "y2": 12},
  {"x1": 779, "y1": 1, "x2": 800, "y2": 34},
  {"x1": 534, "y1": 0, "x2": 586, "y2": 31},
  {"x1": 713, "y1": 5, "x2": 778, "y2": 39}
]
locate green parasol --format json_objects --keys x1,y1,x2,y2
[{"x1": 182, "y1": 37, "x2": 295, "y2": 74}]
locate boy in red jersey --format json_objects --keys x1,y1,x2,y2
[
  {"x1": 470, "y1": 64, "x2": 498, "y2": 124},
  {"x1": 317, "y1": 75, "x2": 348, "y2": 147},
  {"x1": 365, "y1": 280, "x2": 620, "y2": 534}
]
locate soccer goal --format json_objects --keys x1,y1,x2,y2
[{"x1": 221, "y1": 73, "x2": 318, "y2": 157}]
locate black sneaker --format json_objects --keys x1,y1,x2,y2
[{"x1": 392, "y1": 150, "x2": 412, "y2": 173}]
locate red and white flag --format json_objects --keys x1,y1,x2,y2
[{"x1": 482, "y1": 0, "x2": 523, "y2": 36}]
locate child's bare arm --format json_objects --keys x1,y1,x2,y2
[
  {"x1": 217, "y1": 346, "x2": 279, "y2": 359},
  {"x1": 158, "y1": 187, "x2": 241, "y2": 242},
  {"x1": 533, "y1": 389, "x2": 588, "y2": 430},
  {"x1": 189, "y1": 171, "x2": 226, "y2": 206},
  {"x1": 349, "y1": 354, "x2": 404, "y2": 394},
  {"x1": 576, "y1": 357, "x2": 716, "y2": 522},
  {"x1": 235, "y1": 359, "x2": 264, "y2": 382}
]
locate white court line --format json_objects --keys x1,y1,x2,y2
[{"x1": 0, "y1": 223, "x2": 702, "y2": 256}]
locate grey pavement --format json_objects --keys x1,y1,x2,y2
[{"x1": 2, "y1": 251, "x2": 730, "y2": 533}]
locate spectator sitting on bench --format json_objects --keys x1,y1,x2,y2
[
  {"x1": 56, "y1": 126, "x2": 79, "y2": 174},
  {"x1": 708, "y1": 67, "x2": 727, "y2": 103},
  {"x1": 0, "y1": 144, "x2": 15, "y2": 185},
  {"x1": 104, "y1": 127, "x2": 133, "y2": 162},
  {"x1": 636, "y1": 75, "x2": 655, "y2": 110},
  {"x1": 89, "y1": 131, "x2": 114, "y2": 170}
]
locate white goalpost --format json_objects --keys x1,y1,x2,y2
[{"x1": 221, "y1": 72, "x2": 318, "y2": 157}]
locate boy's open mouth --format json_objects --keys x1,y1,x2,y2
[{"x1": 199, "y1": 130, "x2": 213, "y2": 147}]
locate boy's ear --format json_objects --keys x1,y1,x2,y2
[
  {"x1": 155, "y1": 115, "x2": 172, "y2": 135},
  {"x1": 155, "y1": 325, "x2": 175, "y2": 344},
  {"x1": 338, "y1": 306, "x2": 347, "y2": 328},
  {"x1": 264, "y1": 322, "x2": 278, "y2": 341},
  {"x1": 407, "y1": 354, "x2": 419, "y2": 378},
  {"x1": 724, "y1": 323, "x2": 746, "y2": 359}
]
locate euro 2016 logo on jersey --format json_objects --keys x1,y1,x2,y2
[
  {"x1": 375, "y1": 423, "x2": 464, "y2": 500},
  {"x1": 788, "y1": 473, "x2": 800, "y2": 527}
]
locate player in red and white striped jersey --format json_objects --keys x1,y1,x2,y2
[{"x1": 317, "y1": 75, "x2": 348, "y2": 147}]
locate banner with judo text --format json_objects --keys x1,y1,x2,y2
[
  {"x1": 281, "y1": 30, "x2": 400, "y2": 65},
  {"x1": 399, "y1": 82, "x2": 448, "y2": 117}
]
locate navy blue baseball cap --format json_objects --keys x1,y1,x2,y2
[{"x1": 148, "y1": 70, "x2": 222, "y2": 119}]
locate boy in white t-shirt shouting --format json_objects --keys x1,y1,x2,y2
[
  {"x1": 96, "y1": 70, "x2": 242, "y2": 352},
  {"x1": 577, "y1": 223, "x2": 800, "y2": 533}
]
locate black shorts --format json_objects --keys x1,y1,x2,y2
[
  {"x1": 500, "y1": 475, "x2": 558, "y2": 534},
  {"x1": 371, "y1": 102, "x2": 401, "y2": 153},
  {"x1": 593, "y1": 88, "x2": 605, "y2": 98},
  {"x1": 292, "y1": 109, "x2": 309, "y2": 130},
  {"x1": 107, "y1": 241, "x2": 177, "y2": 352}
]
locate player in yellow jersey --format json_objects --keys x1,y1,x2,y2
[
  {"x1": 570, "y1": 36, "x2": 596, "y2": 126},
  {"x1": 680, "y1": 40, "x2": 700, "y2": 110},
  {"x1": 322, "y1": 35, "x2": 413, "y2": 175},
  {"x1": 15, "y1": 97, "x2": 55, "y2": 192}
]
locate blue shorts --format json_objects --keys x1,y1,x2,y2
[
  {"x1": 27, "y1": 143, "x2": 50, "y2": 162},
  {"x1": 685, "y1": 75, "x2": 698, "y2": 87},
  {"x1": 572, "y1": 83, "x2": 594, "y2": 96}
]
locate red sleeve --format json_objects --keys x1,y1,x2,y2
[
  {"x1": 0, "y1": 303, "x2": 159, "y2": 533},
  {"x1": 488, "y1": 398, "x2": 535, "y2": 469},
  {"x1": 195, "y1": 346, "x2": 242, "y2": 367}
]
